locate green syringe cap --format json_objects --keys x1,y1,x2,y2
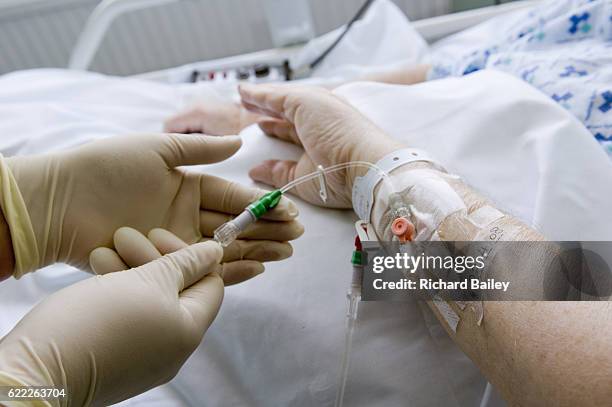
[{"x1": 248, "y1": 189, "x2": 283, "y2": 219}]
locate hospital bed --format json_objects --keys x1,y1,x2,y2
[
  {"x1": 1, "y1": 0, "x2": 611, "y2": 406},
  {"x1": 69, "y1": 0, "x2": 539, "y2": 81}
]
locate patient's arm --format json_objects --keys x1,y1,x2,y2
[
  {"x1": 165, "y1": 64, "x2": 431, "y2": 137},
  {"x1": 374, "y1": 165, "x2": 612, "y2": 406},
  {"x1": 0, "y1": 209, "x2": 14, "y2": 282},
  {"x1": 348, "y1": 63, "x2": 431, "y2": 86},
  {"x1": 238, "y1": 84, "x2": 612, "y2": 406}
]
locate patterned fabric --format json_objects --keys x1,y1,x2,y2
[{"x1": 429, "y1": 0, "x2": 612, "y2": 156}]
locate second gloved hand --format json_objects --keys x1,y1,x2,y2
[{"x1": 0, "y1": 240, "x2": 225, "y2": 407}]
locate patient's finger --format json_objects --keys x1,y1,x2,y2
[
  {"x1": 89, "y1": 247, "x2": 128, "y2": 275},
  {"x1": 219, "y1": 260, "x2": 264, "y2": 285},
  {"x1": 250, "y1": 158, "x2": 334, "y2": 207},
  {"x1": 249, "y1": 160, "x2": 297, "y2": 190},
  {"x1": 113, "y1": 227, "x2": 162, "y2": 268},
  {"x1": 241, "y1": 99, "x2": 281, "y2": 120},
  {"x1": 258, "y1": 118, "x2": 302, "y2": 146},
  {"x1": 200, "y1": 210, "x2": 304, "y2": 241},
  {"x1": 240, "y1": 83, "x2": 327, "y2": 124},
  {"x1": 198, "y1": 173, "x2": 299, "y2": 221},
  {"x1": 239, "y1": 84, "x2": 288, "y2": 119}
]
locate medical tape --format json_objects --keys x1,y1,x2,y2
[
  {"x1": 426, "y1": 207, "x2": 507, "y2": 328},
  {"x1": 352, "y1": 148, "x2": 443, "y2": 223},
  {"x1": 473, "y1": 217, "x2": 523, "y2": 242},
  {"x1": 432, "y1": 295, "x2": 460, "y2": 333},
  {"x1": 0, "y1": 155, "x2": 38, "y2": 279},
  {"x1": 455, "y1": 301, "x2": 467, "y2": 311},
  {"x1": 465, "y1": 210, "x2": 523, "y2": 327},
  {"x1": 374, "y1": 169, "x2": 467, "y2": 241},
  {"x1": 467, "y1": 206, "x2": 505, "y2": 231}
]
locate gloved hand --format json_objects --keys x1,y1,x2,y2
[
  {"x1": 238, "y1": 84, "x2": 404, "y2": 208},
  {"x1": 164, "y1": 100, "x2": 260, "y2": 136},
  {"x1": 0, "y1": 133, "x2": 302, "y2": 278},
  {"x1": 0, "y1": 240, "x2": 224, "y2": 407},
  {"x1": 90, "y1": 227, "x2": 281, "y2": 284}
]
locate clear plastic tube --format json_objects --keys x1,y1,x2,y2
[
  {"x1": 280, "y1": 161, "x2": 393, "y2": 194},
  {"x1": 334, "y1": 289, "x2": 361, "y2": 407},
  {"x1": 218, "y1": 161, "x2": 395, "y2": 405},
  {"x1": 214, "y1": 161, "x2": 393, "y2": 247},
  {"x1": 279, "y1": 161, "x2": 393, "y2": 407}
]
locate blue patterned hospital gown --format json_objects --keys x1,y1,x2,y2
[{"x1": 429, "y1": 0, "x2": 612, "y2": 157}]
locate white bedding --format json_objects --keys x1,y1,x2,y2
[
  {"x1": 1, "y1": 68, "x2": 610, "y2": 407},
  {"x1": 1, "y1": 1, "x2": 611, "y2": 406}
]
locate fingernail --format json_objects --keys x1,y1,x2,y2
[
  {"x1": 287, "y1": 201, "x2": 299, "y2": 217},
  {"x1": 248, "y1": 163, "x2": 272, "y2": 183}
]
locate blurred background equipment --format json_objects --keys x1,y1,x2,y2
[
  {"x1": 263, "y1": 0, "x2": 315, "y2": 47},
  {"x1": 0, "y1": 0, "x2": 517, "y2": 76}
]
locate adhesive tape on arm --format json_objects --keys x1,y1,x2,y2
[{"x1": 352, "y1": 148, "x2": 441, "y2": 222}]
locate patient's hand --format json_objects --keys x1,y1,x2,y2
[
  {"x1": 239, "y1": 84, "x2": 404, "y2": 208},
  {"x1": 164, "y1": 101, "x2": 260, "y2": 136}
]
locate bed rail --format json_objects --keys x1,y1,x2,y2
[
  {"x1": 69, "y1": 0, "x2": 539, "y2": 72},
  {"x1": 68, "y1": 0, "x2": 182, "y2": 71}
]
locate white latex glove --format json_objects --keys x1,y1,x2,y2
[
  {"x1": 1, "y1": 133, "x2": 302, "y2": 278},
  {"x1": 238, "y1": 84, "x2": 404, "y2": 208},
  {"x1": 0, "y1": 240, "x2": 224, "y2": 407},
  {"x1": 90, "y1": 227, "x2": 278, "y2": 284}
]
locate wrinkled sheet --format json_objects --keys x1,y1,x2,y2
[
  {"x1": 1, "y1": 0, "x2": 611, "y2": 405},
  {"x1": 0, "y1": 67, "x2": 610, "y2": 406}
]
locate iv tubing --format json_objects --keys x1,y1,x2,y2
[
  {"x1": 214, "y1": 160, "x2": 394, "y2": 247},
  {"x1": 334, "y1": 290, "x2": 360, "y2": 407},
  {"x1": 280, "y1": 160, "x2": 393, "y2": 193}
]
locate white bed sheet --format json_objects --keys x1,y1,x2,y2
[
  {"x1": 0, "y1": 0, "x2": 611, "y2": 405},
  {"x1": 0, "y1": 68, "x2": 610, "y2": 407}
]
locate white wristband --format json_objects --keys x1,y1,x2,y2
[{"x1": 352, "y1": 148, "x2": 441, "y2": 222}]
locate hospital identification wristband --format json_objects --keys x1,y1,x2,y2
[{"x1": 352, "y1": 148, "x2": 442, "y2": 223}]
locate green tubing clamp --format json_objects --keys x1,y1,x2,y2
[
  {"x1": 351, "y1": 250, "x2": 363, "y2": 266},
  {"x1": 247, "y1": 190, "x2": 283, "y2": 219}
]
